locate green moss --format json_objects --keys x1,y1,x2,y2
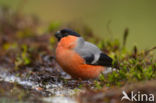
[{"x1": 15, "y1": 44, "x2": 31, "y2": 70}]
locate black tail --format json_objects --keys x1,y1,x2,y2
[{"x1": 96, "y1": 53, "x2": 112, "y2": 67}]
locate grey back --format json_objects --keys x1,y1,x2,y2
[{"x1": 74, "y1": 37, "x2": 102, "y2": 64}]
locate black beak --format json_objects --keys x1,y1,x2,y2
[
  {"x1": 55, "y1": 31, "x2": 61, "y2": 41},
  {"x1": 55, "y1": 31, "x2": 60, "y2": 37}
]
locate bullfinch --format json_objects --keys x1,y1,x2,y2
[{"x1": 55, "y1": 29, "x2": 113, "y2": 79}]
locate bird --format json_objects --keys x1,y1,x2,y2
[{"x1": 55, "y1": 29, "x2": 113, "y2": 79}]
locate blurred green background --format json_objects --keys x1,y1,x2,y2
[{"x1": 0, "y1": 0, "x2": 156, "y2": 50}]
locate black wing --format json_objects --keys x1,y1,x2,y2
[
  {"x1": 93, "y1": 53, "x2": 112, "y2": 67},
  {"x1": 74, "y1": 38, "x2": 112, "y2": 67}
]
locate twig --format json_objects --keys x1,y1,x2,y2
[
  {"x1": 122, "y1": 28, "x2": 129, "y2": 48},
  {"x1": 145, "y1": 46, "x2": 156, "y2": 55}
]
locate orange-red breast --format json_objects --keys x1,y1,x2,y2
[{"x1": 55, "y1": 29, "x2": 113, "y2": 79}]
